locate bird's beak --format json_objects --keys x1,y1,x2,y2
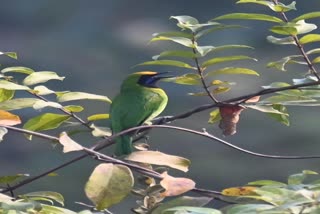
[{"x1": 153, "y1": 72, "x2": 175, "y2": 81}]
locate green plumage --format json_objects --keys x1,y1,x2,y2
[{"x1": 110, "y1": 72, "x2": 169, "y2": 156}]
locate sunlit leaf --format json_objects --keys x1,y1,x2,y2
[
  {"x1": 1, "y1": 66, "x2": 34, "y2": 75},
  {"x1": 87, "y1": 114, "x2": 110, "y2": 121},
  {"x1": 150, "y1": 36, "x2": 194, "y2": 47},
  {"x1": 0, "y1": 98, "x2": 40, "y2": 110},
  {"x1": 270, "y1": 25, "x2": 297, "y2": 36},
  {"x1": 152, "y1": 31, "x2": 193, "y2": 39},
  {"x1": 170, "y1": 15, "x2": 220, "y2": 32},
  {"x1": 222, "y1": 186, "x2": 257, "y2": 196},
  {"x1": 160, "y1": 172, "x2": 195, "y2": 197},
  {"x1": 23, "y1": 71, "x2": 65, "y2": 86},
  {"x1": 90, "y1": 124, "x2": 112, "y2": 137},
  {"x1": 85, "y1": 163, "x2": 134, "y2": 210},
  {"x1": 266, "y1": 35, "x2": 296, "y2": 45},
  {"x1": 64, "y1": 105, "x2": 84, "y2": 113},
  {"x1": 0, "y1": 89, "x2": 14, "y2": 102},
  {"x1": 57, "y1": 92, "x2": 111, "y2": 103},
  {"x1": 126, "y1": 151, "x2": 190, "y2": 172},
  {"x1": 196, "y1": 24, "x2": 246, "y2": 39},
  {"x1": 266, "y1": 104, "x2": 290, "y2": 126},
  {"x1": 202, "y1": 56, "x2": 257, "y2": 68},
  {"x1": 0, "y1": 110, "x2": 21, "y2": 126},
  {"x1": 32, "y1": 100, "x2": 62, "y2": 110},
  {"x1": 135, "y1": 60, "x2": 195, "y2": 69},
  {"x1": 151, "y1": 196, "x2": 212, "y2": 214},
  {"x1": 23, "y1": 191, "x2": 64, "y2": 206},
  {"x1": 59, "y1": 132, "x2": 83, "y2": 153},
  {"x1": 307, "y1": 48, "x2": 320, "y2": 55},
  {"x1": 0, "y1": 52, "x2": 17, "y2": 59},
  {"x1": 152, "y1": 50, "x2": 195, "y2": 60},
  {"x1": 23, "y1": 113, "x2": 70, "y2": 134},
  {"x1": 33, "y1": 85, "x2": 55, "y2": 95},
  {"x1": 212, "y1": 86, "x2": 230, "y2": 94},
  {"x1": 41, "y1": 204, "x2": 77, "y2": 214},
  {"x1": 300, "y1": 34, "x2": 320, "y2": 44},
  {"x1": 208, "y1": 109, "x2": 221, "y2": 124},
  {"x1": 292, "y1": 12, "x2": 320, "y2": 22},
  {"x1": 0, "y1": 80, "x2": 30, "y2": 90},
  {"x1": 0, "y1": 193, "x2": 13, "y2": 202},
  {"x1": 312, "y1": 56, "x2": 320, "y2": 64},
  {"x1": 187, "y1": 91, "x2": 207, "y2": 96},
  {"x1": 206, "y1": 67, "x2": 259, "y2": 76},
  {"x1": 294, "y1": 20, "x2": 317, "y2": 35},
  {"x1": 0, "y1": 127, "x2": 7, "y2": 142},
  {"x1": 165, "y1": 73, "x2": 201, "y2": 85},
  {"x1": 196, "y1": 45, "x2": 253, "y2": 57},
  {"x1": 212, "y1": 13, "x2": 283, "y2": 23},
  {"x1": 245, "y1": 104, "x2": 288, "y2": 115},
  {"x1": 267, "y1": 55, "x2": 303, "y2": 71},
  {"x1": 0, "y1": 174, "x2": 29, "y2": 184}
]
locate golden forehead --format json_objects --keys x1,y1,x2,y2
[{"x1": 133, "y1": 71, "x2": 157, "y2": 76}]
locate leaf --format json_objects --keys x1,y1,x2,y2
[
  {"x1": 164, "y1": 206, "x2": 222, "y2": 214},
  {"x1": 212, "y1": 86, "x2": 230, "y2": 94},
  {"x1": 288, "y1": 170, "x2": 317, "y2": 185},
  {"x1": 87, "y1": 114, "x2": 110, "y2": 121},
  {"x1": 57, "y1": 92, "x2": 111, "y2": 103},
  {"x1": 23, "y1": 71, "x2": 65, "y2": 86},
  {"x1": 212, "y1": 13, "x2": 283, "y2": 23},
  {"x1": 151, "y1": 196, "x2": 212, "y2": 214},
  {"x1": 0, "y1": 80, "x2": 30, "y2": 90},
  {"x1": 165, "y1": 73, "x2": 201, "y2": 85},
  {"x1": 170, "y1": 15, "x2": 199, "y2": 25},
  {"x1": 152, "y1": 31, "x2": 193, "y2": 39},
  {"x1": 219, "y1": 106, "x2": 245, "y2": 136},
  {"x1": 245, "y1": 105, "x2": 288, "y2": 115},
  {"x1": 270, "y1": 25, "x2": 297, "y2": 36},
  {"x1": 153, "y1": 50, "x2": 196, "y2": 60},
  {"x1": 266, "y1": 104, "x2": 290, "y2": 126},
  {"x1": 312, "y1": 56, "x2": 320, "y2": 64},
  {"x1": 187, "y1": 92, "x2": 208, "y2": 96},
  {"x1": 135, "y1": 60, "x2": 195, "y2": 69},
  {"x1": 294, "y1": 20, "x2": 317, "y2": 35},
  {"x1": 206, "y1": 67, "x2": 259, "y2": 76},
  {"x1": 23, "y1": 113, "x2": 70, "y2": 134},
  {"x1": 22, "y1": 191, "x2": 64, "y2": 206},
  {"x1": 0, "y1": 98, "x2": 41, "y2": 110},
  {"x1": 126, "y1": 151, "x2": 190, "y2": 172},
  {"x1": 0, "y1": 52, "x2": 17, "y2": 59},
  {"x1": 170, "y1": 15, "x2": 219, "y2": 32},
  {"x1": 1, "y1": 66, "x2": 34, "y2": 75},
  {"x1": 0, "y1": 127, "x2": 7, "y2": 142},
  {"x1": 208, "y1": 109, "x2": 221, "y2": 124},
  {"x1": 0, "y1": 174, "x2": 29, "y2": 184},
  {"x1": 0, "y1": 110, "x2": 21, "y2": 126},
  {"x1": 196, "y1": 24, "x2": 246, "y2": 39},
  {"x1": 0, "y1": 193, "x2": 13, "y2": 202},
  {"x1": 0, "y1": 89, "x2": 14, "y2": 102},
  {"x1": 202, "y1": 55, "x2": 257, "y2": 68},
  {"x1": 300, "y1": 34, "x2": 320, "y2": 44},
  {"x1": 84, "y1": 163, "x2": 134, "y2": 210},
  {"x1": 160, "y1": 172, "x2": 195, "y2": 197},
  {"x1": 150, "y1": 36, "x2": 194, "y2": 47},
  {"x1": 261, "y1": 95, "x2": 315, "y2": 104},
  {"x1": 59, "y1": 132, "x2": 83, "y2": 153},
  {"x1": 248, "y1": 180, "x2": 287, "y2": 187},
  {"x1": 41, "y1": 204, "x2": 77, "y2": 214},
  {"x1": 32, "y1": 100, "x2": 62, "y2": 110},
  {"x1": 236, "y1": 0, "x2": 296, "y2": 12},
  {"x1": 292, "y1": 12, "x2": 320, "y2": 22},
  {"x1": 33, "y1": 85, "x2": 55, "y2": 95},
  {"x1": 64, "y1": 105, "x2": 84, "y2": 113},
  {"x1": 266, "y1": 35, "x2": 296, "y2": 45},
  {"x1": 90, "y1": 124, "x2": 112, "y2": 137},
  {"x1": 224, "y1": 204, "x2": 274, "y2": 214},
  {"x1": 306, "y1": 48, "x2": 320, "y2": 55},
  {"x1": 222, "y1": 186, "x2": 257, "y2": 196},
  {"x1": 267, "y1": 56, "x2": 302, "y2": 71}
]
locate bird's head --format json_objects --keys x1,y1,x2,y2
[{"x1": 121, "y1": 71, "x2": 173, "y2": 90}]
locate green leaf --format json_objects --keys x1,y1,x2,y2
[
  {"x1": 208, "y1": 109, "x2": 221, "y2": 124},
  {"x1": 196, "y1": 45, "x2": 253, "y2": 57},
  {"x1": 23, "y1": 71, "x2": 65, "y2": 86},
  {"x1": 1, "y1": 66, "x2": 34, "y2": 75},
  {"x1": 150, "y1": 36, "x2": 194, "y2": 47},
  {"x1": 151, "y1": 196, "x2": 212, "y2": 214},
  {"x1": 165, "y1": 73, "x2": 201, "y2": 85},
  {"x1": 0, "y1": 98, "x2": 40, "y2": 110},
  {"x1": 248, "y1": 179, "x2": 287, "y2": 187},
  {"x1": 87, "y1": 114, "x2": 110, "y2": 121},
  {"x1": 0, "y1": 52, "x2": 17, "y2": 59},
  {"x1": 135, "y1": 60, "x2": 195, "y2": 69},
  {"x1": 245, "y1": 104, "x2": 288, "y2": 115},
  {"x1": 32, "y1": 100, "x2": 62, "y2": 110},
  {"x1": 288, "y1": 170, "x2": 317, "y2": 185},
  {"x1": 0, "y1": 89, "x2": 14, "y2": 102},
  {"x1": 152, "y1": 50, "x2": 196, "y2": 60},
  {"x1": 0, "y1": 127, "x2": 7, "y2": 142},
  {"x1": 266, "y1": 35, "x2": 296, "y2": 45},
  {"x1": 292, "y1": 12, "x2": 320, "y2": 22},
  {"x1": 0, "y1": 80, "x2": 30, "y2": 90},
  {"x1": 267, "y1": 55, "x2": 303, "y2": 71},
  {"x1": 188, "y1": 92, "x2": 208, "y2": 96},
  {"x1": 33, "y1": 85, "x2": 55, "y2": 95},
  {"x1": 0, "y1": 174, "x2": 29, "y2": 184},
  {"x1": 126, "y1": 151, "x2": 190, "y2": 172},
  {"x1": 57, "y1": 92, "x2": 111, "y2": 103},
  {"x1": 64, "y1": 105, "x2": 84, "y2": 113},
  {"x1": 300, "y1": 34, "x2": 320, "y2": 44},
  {"x1": 170, "y1": 15, "x2": 220, "y2": 32},
  {"x1": 212, "y1": 86, "x2": 230, "y2": 94},
  {"x1": 22, "y1": 191, "x2": 64, "y2": 206},
  {"x1": 41, "y1": 204, "x2": 77, "y2": 214},
  {"x1": 170, "y1": 15, "x2": 199, "y2": 25},
  {"x1": 206, "y1": 67, "x2": 259, "y2": 76},
  {"x1": 266, "y1": 104, "x2": 290, "y2": 126},
  {"x1": 212, "y1": 13, "x2": 283, "y2": 23},
  {"x1": 261, "y1": 95, "x2": 316, "y2": 104},
  {"x1": 223, "y1": 204, "x2": 274, "y2": 214},
  {"x1": 270, "y1": 25, "x2": 297, "y2": 36},
  {"x1": 307, "y1": 48, "x2": 320, "y2": 55},
  {"x1": 237, "y1": 0, "x2": 296, "y2": 12},
  {"x1": 152, "y1": 31, "x2": 193, "y2": 39},
  {"x1": 312, "y1": 56, "x2": 320, "y2": 64},
  {"x1": 202, "y1": 55, "x2": 257, "y2": 68},
  {"x1": 85, "y1": 163, "x2": 134, "y2": 210},
  {"x1": 164, "y1": 206, "x2": 222, "y2": 214},
  {"x1": 23, "y1": 113, "x2": 70, "y2": 133},
  {"x1": 196, "y1": 24, "x2": 246, "y2": 39}
]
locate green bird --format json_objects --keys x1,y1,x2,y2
[{"x1": 110, "y1": 71, "x2": 171, "y2": 156}]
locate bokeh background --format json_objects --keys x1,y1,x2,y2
[{"x1": 1, "y1": 0, "x2": 320, "y2": 212}]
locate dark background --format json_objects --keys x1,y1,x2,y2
[{"x1": 1, "y1": 0, "x2": 320, "y2": 213}]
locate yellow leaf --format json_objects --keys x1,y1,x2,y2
[
  {"x1": 0, "y1": 110, "x2": 21, "y2": 126},
  {"x1": 222, "y1": 186, "x2": 257, "y2": 196}
]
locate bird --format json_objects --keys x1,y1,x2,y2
[{"x1": 110, "y1": 71, "x2": 171, "y2": 156}]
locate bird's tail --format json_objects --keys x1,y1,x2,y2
[{"x1": 114, "y1": 135, "x2": 133, "y2": 156}]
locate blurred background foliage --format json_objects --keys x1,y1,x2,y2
[{"x1": 1, "y1": 0, "x2": 320, "y2": 212}]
